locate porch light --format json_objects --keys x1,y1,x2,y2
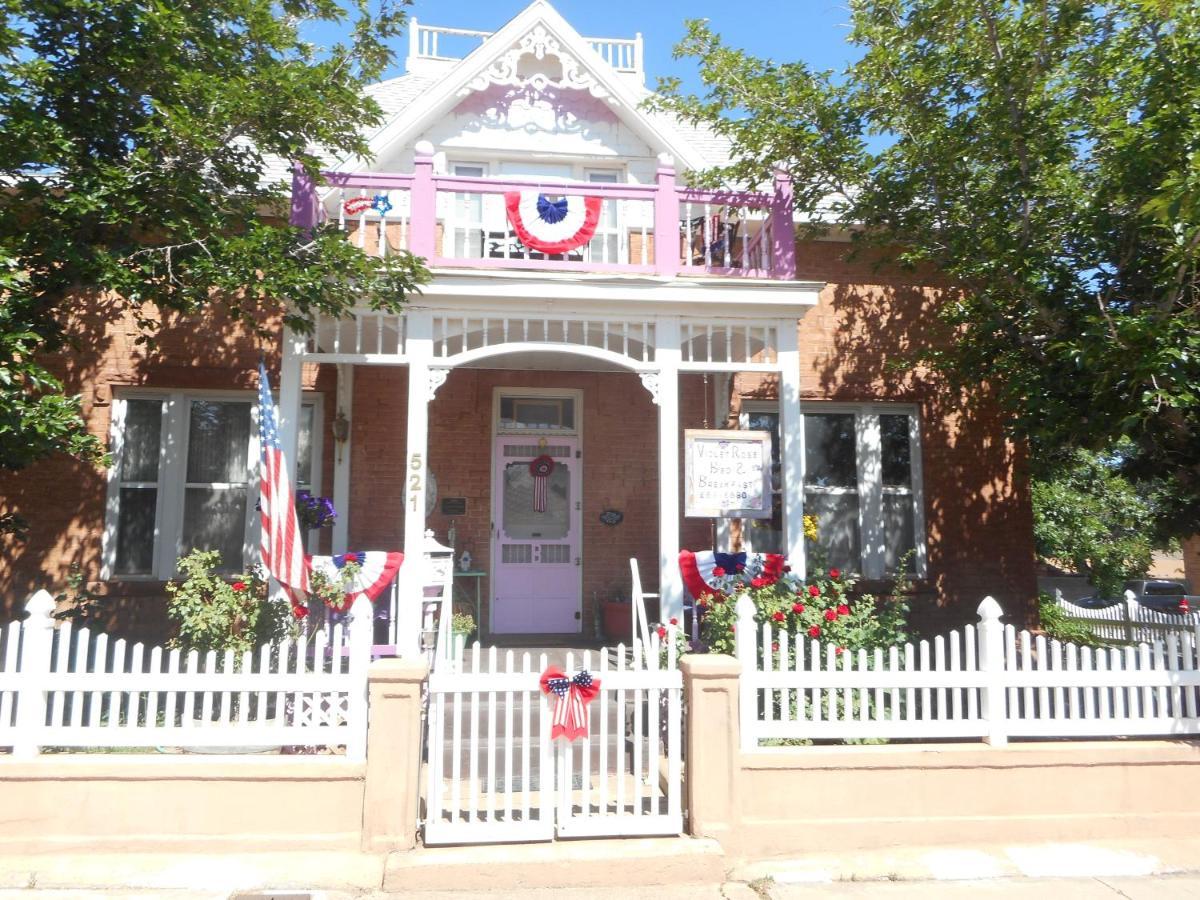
[{"x1": 332, "y1": 409, "x2": 350, "y2": 462}]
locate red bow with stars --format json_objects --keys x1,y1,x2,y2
[{"x1": 539, "y1": 667, "x2": 602, "y2": 741}]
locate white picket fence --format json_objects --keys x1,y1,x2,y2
[
  {"x1": 0, "y1": 590, "x2": 373, "y2": 759},
  {"x1": 737, "y1": 595, "x2": 1200, "y2": 748},
  {"x1": 423, "y1": 634, "x2": 683, "y2": 844},
  {"x1": 1054, "y1": 590, "x2": 1199, "y2": 644}
]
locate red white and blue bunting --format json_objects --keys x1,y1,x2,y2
[
  {"x1": 504, "y1": 191, "x2": 602, "y2": 255},
  {"x1": 307, "y1": 550, "x2": 404, "y2": 612},
  {"x1": 678, "y1": 550, "x2": 786, "y2": 601}
]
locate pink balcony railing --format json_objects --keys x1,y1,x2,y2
[{"x1": 290, "y1": 148, "x2": 796, "y2": 280}]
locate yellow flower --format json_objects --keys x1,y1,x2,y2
[{"x1": 803, "y1": 514, "x2": 819, "y2": 543}]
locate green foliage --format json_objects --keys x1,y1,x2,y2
[
  {"x1": 651, "y1": 1, "x2": 1200, "y2": 536},
  {"x1": 696, "y1": 556, "x2": 909, "y2": 657},
  {"x1": 0, "y1": 0, "x2": 428, "y2": 476},
  {"x1": 1037, "y1": 591, "x2": 1108, "y2": 647},
  {"x1": 306, "y1": 560, "x2": 362, "y2": 614},
  {"x1": 450, "y1": 612, "x2": 476, "y2": 639},
  {"x1": 1033, "y1": 444, "x2": 1160, "y2": 599},
  {"x1": 165, "y1": 550, "x2": 293, "y2": 654}
]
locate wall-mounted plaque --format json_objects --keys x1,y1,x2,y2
[
  {"x1": 440, "y1": 497, "x2": 467, "y2": 516},
  {"x1": 599, "y1": 509, "x2": 624, "y2": 526},
  {"x1": 684, "y1": 429, "x2": 772, "y2": 519}
]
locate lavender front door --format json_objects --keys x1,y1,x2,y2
[{"x1": 492, "y1": 436, "x2": 581, "y2": 634}]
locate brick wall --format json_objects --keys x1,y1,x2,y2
[
  {"x1": 0, "y1": 304, "x2": 335, "y2": 636},
  {"x1": 0, "y1": 237, "x2": 1037, "y2": 635}
]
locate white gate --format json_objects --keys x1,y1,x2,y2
[{"x1": 422, "y1": 636, "x2": 683, "y2": 845}]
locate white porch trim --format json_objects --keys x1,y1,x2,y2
[
  {"x1": 331, "y1": 363, "x2": 353, "y2": 554},
  {"x1": 283, "y1": 289, "x2": 819, "y2": 652}
]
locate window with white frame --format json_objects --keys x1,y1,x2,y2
[
  {"x1": 104, "y1": 391, "x2": 320, "y2": 579},
  {"x1": 740, "y1": 403, "x2": 925, "y2": 578}
]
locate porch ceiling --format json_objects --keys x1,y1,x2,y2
[{"x1": 454, "y1": 349, "x2": 630, "y2": 372}]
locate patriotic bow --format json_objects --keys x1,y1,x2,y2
[{"x1": 539, "y1": 667, "x2": 602, "y2": 741}]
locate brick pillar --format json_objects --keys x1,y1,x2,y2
[
  {"x1": 680, "y1": 654, "x2": 741, "y2": 842},
  {"x1": 1184, "y1": 535, "x2": 1200, "y2": 594},
  {"x1": 361, "y1": 658, "x2": 428, "y2": 852}
]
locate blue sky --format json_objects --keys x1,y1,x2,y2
[{"x1": 309, "y1": 1, "x2": 860, "y2": 91}]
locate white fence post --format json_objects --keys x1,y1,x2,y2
[
  {"x1": 345, "y1": 594, "x2": 374, "y2": 762},
  {"x1": 13, "y1": 590, "x2": 56, "y2": 759},
  {"x1": 735, "y1": 592, "x2": 757, "y2": 752},
  {"x1": 1123, "y1": 590, "x2": 1138, "y2": 644},
  {"x1": 977, "y1": 596, "x2": 1008, "y2": 747}
]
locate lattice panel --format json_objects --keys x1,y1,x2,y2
[{"x1": 433, "y1": 315, "x2": 656, "y2": 364}]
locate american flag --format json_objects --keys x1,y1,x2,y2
[{"x1": 258, "y1": 362, "x2": 310, "y2": 607}]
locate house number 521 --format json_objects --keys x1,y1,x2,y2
[{"x1": 408, "y1": 453, "x2": 423, "y2": 512}]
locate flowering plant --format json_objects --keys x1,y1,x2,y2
[
  {"x1": 695, "y1": 518, "x2": 909, "y2": 657},
  {"x1": 296, "y1": 491, "x2": 336, "y2": 530},
  {"x1": 166, "y1": 550, "x2": 295, "y2": 654}
]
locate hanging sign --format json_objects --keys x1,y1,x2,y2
[{"x1": 684, "y1": 429, "x2": 772, "y2": 519}]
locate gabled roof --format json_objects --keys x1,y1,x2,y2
[{"x1": 333, "y1": 1, "x2": 724, "y2": 174}]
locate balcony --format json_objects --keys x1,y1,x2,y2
[{"x1": 290, "y1": 147, "x2": 797, "y2": 281}]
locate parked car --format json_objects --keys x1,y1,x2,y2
[
  {"x1": 1074, "y1": 580, "x2": 1199, "y2": 613},
  {"x1": 1124, "y1": 580, "x2": 1199, "y2": 613}
]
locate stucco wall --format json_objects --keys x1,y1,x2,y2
[
  {"x1": 683, "y1": 655, "x2": 1200, "y2": 857},
  {"x1": 0, "y1": 757, "x2": 365, "y2": 853}
]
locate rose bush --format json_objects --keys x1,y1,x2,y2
[
  {"x1": 165, "y1": 550, "x2": 294, "y2": 654},
  {"x1": 696, "y1": 561, "x2": 908, "y2": 656}
]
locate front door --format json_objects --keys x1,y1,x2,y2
[{"x1": 492, "y1": 436, "x2": 581, "y2": 634}]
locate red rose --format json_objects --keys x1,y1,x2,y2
[
  {"x1": 751, "y1": 577, "x2": 767, "y2": 588},
  {"x1": 714, "y1": 594, "x2": 726, "y2": 604},
  {"x1": 657, "y1": 626, "x2": 667, "y2": 639},
  {"x1": 231, "y1": 581, "x2": 246, "y2": 592},
  {"x1": 837, "y1": 604, "x2": 850, "y2": 616},
  {"x1": 729, "y1": 624, "x2": 736, "y2": 632},
  {"x1": 824, "y1": 609, "x2": 837, "y2": 621},
  {"x1": 792, "y1": 602, "x2": 805, "y2": 614},
  {"x1": 835, "y1": 647, "x2": 845, "y2": 656},
  {"x1": 712, "y1": 566, "x2": 726, "y2": 577},
  {"x1": 830, "y1": 568, "x2": 840, "y2": 579},
  {"x1": 782, "y1": 565, "x2": 792, "y2": 573},
  {"x1": 670, "y1": 617, "x2": 678, "y2": 626},
  {"x1": 808, "y1": 585, "x2": 820, "y2": 597},
  {"x1": 808, "y1": 625, "x2": 821, "y2": 638},
  {"x1": 292, "y1": 605, "x2": 309, "y2": 620},
  {"x1": 772, "y1": 641, "x2": 780, "y2": 652},
  {"x1": 772, "y1": 611, "x2": 785, "y2": 623}
]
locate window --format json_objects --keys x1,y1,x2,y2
[
  {"x1": 498, "y1": 395, "x2": 576, "y2": 433},
  {"x1": 740, "y1": 403, "x2": 925, "y2": 578},
  {"x1": 104, "y1": 391, "x2": 321, "y2": 579}
]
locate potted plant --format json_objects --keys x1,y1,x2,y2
[
  {"x1": 449, "y1": 612, "x2": 476, "y2": 658},
  {"x1": 600, "y1": 593, "x2": 633, "y2": 643}
]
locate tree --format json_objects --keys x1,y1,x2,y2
[
  {"x1": 0, "y1": 0, "x2": 428, "y2": 522},
  {"x1": 1032, "y1": 446, "x2": 1162, "y2": 599},
  {"x1": 650, "y1": 0, "x2": 1200, "y2": 535}
]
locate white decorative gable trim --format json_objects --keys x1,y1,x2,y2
[
  {"x1": 461, "y1": 25, "x2": 612, "y2": 102},
  {"x1": 332, "y1": 0, "x2": 707, "y2": 174}
]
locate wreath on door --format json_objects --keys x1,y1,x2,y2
[{"x1": 529, "y1": 454, "x2": 555, "y2": 512}]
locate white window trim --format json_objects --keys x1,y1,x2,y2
[
  {"x1": 491, "y1": 387, "x2": 584, "y2": 437},
  {"x1": 739, "y1": 400, "x2": 927, "y2": 579},
  {"x1": 101, "y1": 388, "x2": 323, "y2": 581}
]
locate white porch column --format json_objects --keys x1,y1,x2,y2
[
  {"x1": 656, "y1": 316, "x2": 684, "y2": 622},
  {"x1": 331, "y1": 363, "x2": 353, "y2": 554},
  {"x1": 270, "y1": 327, "x2": 307, "y2": 605},
  {"x1": 398, "y1": 310, "x2": 433, "y2": 658},
  {"x1": 777, "y1": 318, "x2": 807, "y2": 578}
]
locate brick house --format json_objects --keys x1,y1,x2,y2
[{"x1": 0, "y1": 1, "x2": 1037, "y2": 643}]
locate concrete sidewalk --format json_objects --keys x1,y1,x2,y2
[{"x1": 1, "y1": 836, "x2": 1200, "y2": 897}]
